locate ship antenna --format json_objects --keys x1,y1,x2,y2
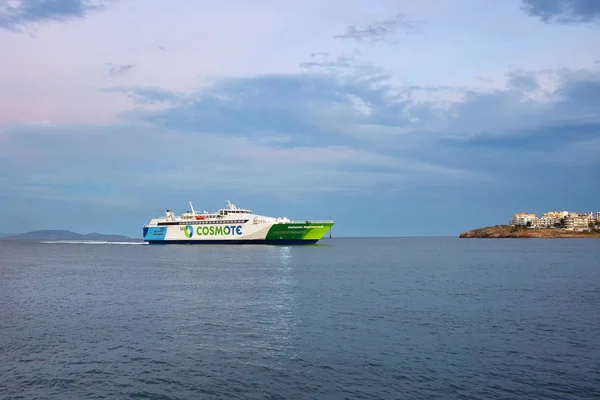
[
  {"x1": 189, "y1": 200, "x2": 195, "y2": 214},
  {"x1": 329, "y1": 216, "x2": 332, "y2": 239}
]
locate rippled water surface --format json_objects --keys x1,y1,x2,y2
[{"x1": 1, "y1": 238, "x2": 599, "y2": 399}]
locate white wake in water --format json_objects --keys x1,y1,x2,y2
[{"x1": 39, "y1": 241, "x2": 147, "y2": 245}]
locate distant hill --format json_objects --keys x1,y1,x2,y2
[{"x1": 2, "y1": 230, "x2": 136, "y2": 241}]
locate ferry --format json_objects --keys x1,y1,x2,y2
[{"x1": 142, "y1": 200, "x2": 334, "y2": 245}]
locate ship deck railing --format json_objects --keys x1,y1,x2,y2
[{"x1": 285, "y1": 220, "x2": 334, "y2": 224}]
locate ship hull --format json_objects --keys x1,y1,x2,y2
[
  {"x1": 143, "y1": 221, "x2": 333, "y2": 245},
  {"x1": 145, "y1": 239, "x2": 320, "y2": 245}
]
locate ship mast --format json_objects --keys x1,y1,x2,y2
[{"x1": 189, "y1": 201, "x2": 195, "y2": 214}]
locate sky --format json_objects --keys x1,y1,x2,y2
[{"x1": 0, "y1": 0, "x2": 599, "y2": 238}]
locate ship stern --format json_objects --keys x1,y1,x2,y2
[{"x1": 143, "y1": 226, "x2": 167, "y2": 243}]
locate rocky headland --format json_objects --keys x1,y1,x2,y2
[{"x1": 459, "y1": 225, "x2": 600, "y2": 238}]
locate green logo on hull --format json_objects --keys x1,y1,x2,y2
[{"x1": 183, "y1": 225, "x2": 194, "y2": 238}]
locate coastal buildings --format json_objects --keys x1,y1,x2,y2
[
  {"x1": 511, "y1": 210, "x2": 599, "y2": 231},
  {"x1": 511, "y1": 213, "x2": 538, "y2": 227},
  {"x1": 543, "y1": 211, "x2": 568, "y2": 219},
  {"x1": 537, "y1": 216, "x2": 558, "y2": 228},
  {"x1": 564, "y1": 215, "x2": 590, "y2": 231}
]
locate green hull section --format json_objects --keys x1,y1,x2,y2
[{"x1": 265, "y1": 222, "x2": 333, "y2": 242}]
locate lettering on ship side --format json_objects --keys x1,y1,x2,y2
[{"x1": 180, "y1": 224, "x2": 243, "y2": 236}]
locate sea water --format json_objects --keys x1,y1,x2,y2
[{"x1": 1, "y1": 237, "x2": 599, "y2": 399}]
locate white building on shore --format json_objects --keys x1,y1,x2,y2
[
  {"x1": 511, "y1": 213, "x2": 538, "y2": 226},
  {"x1": 510, "y1": 210, "x2": 598, "y2": 230}
]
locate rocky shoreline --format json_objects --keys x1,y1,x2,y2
[{"x1": 459, "y1": 225, "x2": 600, "y2": 238}]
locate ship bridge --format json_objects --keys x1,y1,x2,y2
[{"x1": 216, "y1": 200, "x2": 253, "y2": 216}]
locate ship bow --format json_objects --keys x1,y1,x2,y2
[{"x1": 265, "y1": 221, "x2": 333, "y2": 244}]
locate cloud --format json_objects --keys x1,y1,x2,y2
[
  {"x1": 106, "y1": 63, "x2": 134, "y2": 76},
  {"x1": 0, "y1": 0, "x2": 110, "y2": 32},
  {"x1": 299, "y1": 52, "x2": 357, "y2": 71},
  {"x1": 334, "y1": 13, "x2": 420, "y2": 43},
  {"x1": 83, "y1": 62, "x2": 596, "y2": 207},
  {"x1": 108, "y1": 47, "x2": 473, "y2": 147},
  {"x1": 2, "y1": 9, "x2": 600, "y2": 233},
  {"x1": 112, "y1": 73, "x2": 400, "y2": 143},
  {"x1": 102, "y1": 86, "x2": 184, "y2": 106},
  {"x1": 442, "y1": 121, "x2": 600, "y2": 152},
  {"x1": 3, "y1": 53, "x2": 501, "y2": 209},
  {"x1": 0, "y1": 116, "x2": 484, "y2": 195},
  {"x1": 2, "y1": 61, "x2": 600, "y2": 235},
  {"x1": 438, "y1": 67, "x2": 600, "y2": 135},
  {"x1": 521, "y1": 0, "x2": 600, "y2": 24},
  {"x1": 1, "y1": 2, "x2": 599, "y2": 237},
  {"x1": 298, "y1": 51, "x2": 393, "y2": 84},
  {"x1": 102, "y1": 58, "x2": 600, "y2": 155}
]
